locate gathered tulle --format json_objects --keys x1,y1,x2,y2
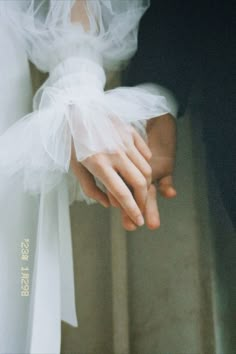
[
  {"x1": 0, "y1": 57, "x2": 169, "y2": 193},
  {"x1": 0, "y1": 0, "x2": 150, "y2": 72},
  {"x1": 0, "y1": 0, "x2": 171, "y2": 195}
]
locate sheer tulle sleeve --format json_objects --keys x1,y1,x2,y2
[{"x1": 0, "y1": 0, "x2": 170, "y2": 193}]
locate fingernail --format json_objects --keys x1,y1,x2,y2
[
  {"x1": 100, "y1": 200, "x2": 109, "y2": 208},
  {"x1": 136, "y1": 215, "x2": 144, "y2": 226},
  {"x1": 126, "y1": 224, "x2": 137, "y2": 232}
]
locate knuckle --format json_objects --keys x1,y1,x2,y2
[
  {"x1": 83, "y1": 187, "x2": 96, "y2": 199},
  {"x1": 134, "y1": 211, "x2": 142, "y2": 220},
  {"x1": 143, "y1": 165, "x2": 152, "y2": 178},
  {"x1": 146, "y1": 149, "x2": 152, "y2": 160},
  {"x1": 134, "y1": 177, "x2": 147, "y2": 189},
  {"x1": 112, "y1": 148, "x2": 124, "y2": 158},
  {"x1": 115, "y1": 189, "x2": 128, "y2": 201},
  {"x1": 91, "y1": 155, "x2": 104, "y2": 168}
]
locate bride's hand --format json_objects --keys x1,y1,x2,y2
[
  {"x1": 70, "y1": 125, "x2": 152, "y2": 227},
  {"x1": 119, "y1": 114, "x2": 177, "y2": 230}
]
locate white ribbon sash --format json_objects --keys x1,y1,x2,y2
[{"x1": 25, "y1": 177, "x2": 78, "y2": 354}]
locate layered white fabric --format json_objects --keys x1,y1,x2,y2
[
  {"x1": 0, "y1": 0, "x2": 170, "y2": 194},
  {"x1": 0, "y1": 1, "x2": 172, "y2": 353},
  {"x1": 138, "y1": 83, "x2": 179, "y2": 119}
]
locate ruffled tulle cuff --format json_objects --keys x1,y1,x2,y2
[{"x1": 0, "y1": 56, "x2": 170, "y2": 193}]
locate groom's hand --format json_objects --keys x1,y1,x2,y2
[{"x1": 120, "y1": 113, "x2": 177, "y2": 230}]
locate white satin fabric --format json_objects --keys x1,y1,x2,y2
[{"x1": 0, "y1": 1, "x2": 172, "y2": 353}]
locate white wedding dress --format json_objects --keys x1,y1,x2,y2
[{"x1": 0, "y1": 1, "x2": 173, "y2": 353}]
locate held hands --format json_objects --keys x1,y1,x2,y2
[
  {"x1": 70, "y1": 125, "x2": 152, "y2": 227},
  {"x1": 70, "y1": 113, "x2": 177, "y2": 230},
  {"x1": 120, "y1": 113, "x2": 177, "y2": 230}
]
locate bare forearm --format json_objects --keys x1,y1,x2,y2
[{"x1": 71, "y1": 0, "x2": 90, "y2": 30}]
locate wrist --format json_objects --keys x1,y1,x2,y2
[{"x1": 33, "y1": 56, "x2": 106, "y2": 110}]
